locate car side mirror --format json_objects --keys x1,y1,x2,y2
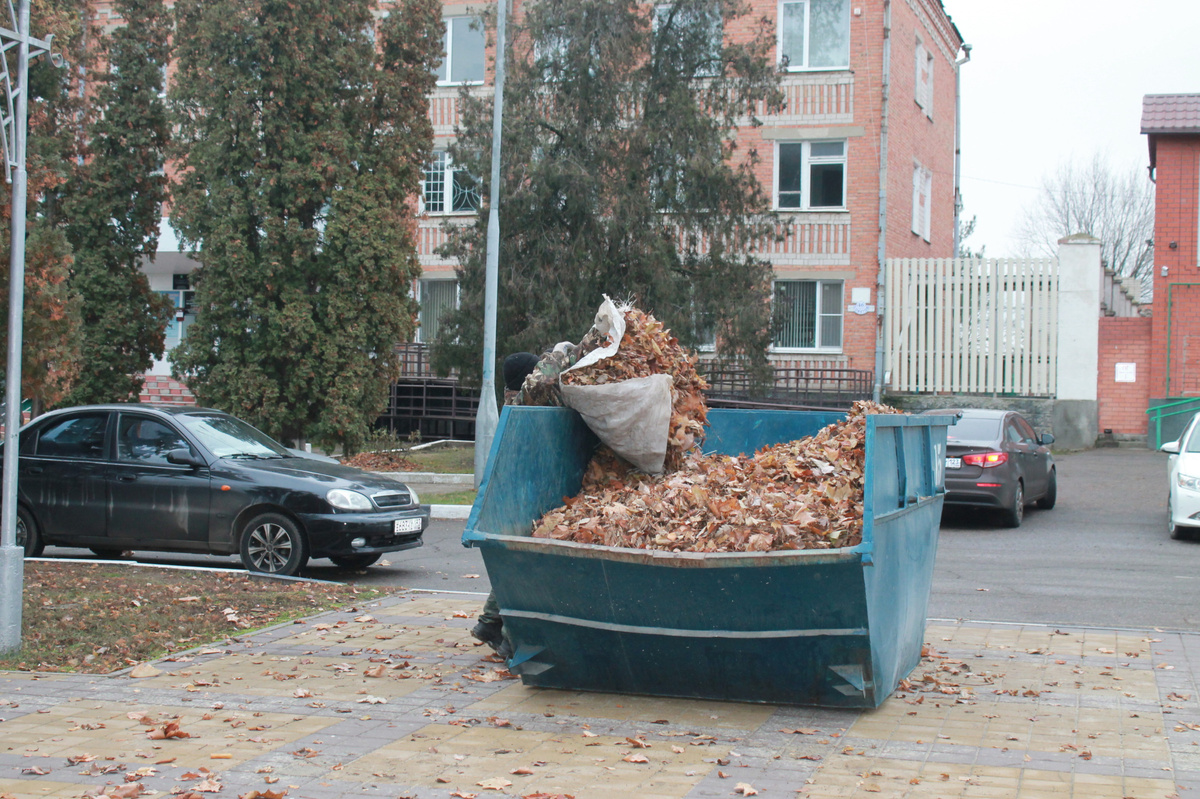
[
  {"x1": 1161, "y1": 441, "x2": 1181, "y2": 454},
  {"x1": 166, "y1": 448, "x2": 206, "y2": 468},
  {"x1": 1039, "y1": 433, "x2": 1055, "y2": 446}
]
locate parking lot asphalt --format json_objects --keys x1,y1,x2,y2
[{"x1": 5, "y1": 448, "x2": 1200, "y2": 798}]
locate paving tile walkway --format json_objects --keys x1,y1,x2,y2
[{"x1": 3, "y1": 591, "x2": 1200, "y2": 799}]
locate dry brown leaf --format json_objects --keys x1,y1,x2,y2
[
  {"x1": 146, "y1": 720, "x2": 191, "y2": 740},
  {"x1": 476, "y1": 777, "x2": 512, "y2": 790}
]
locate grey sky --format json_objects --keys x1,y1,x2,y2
[{"x1": 942, "y1": 1, "x2": 1200, "y2": 257}]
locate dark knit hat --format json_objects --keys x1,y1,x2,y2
[{"x1": 503, "y1": 352, "x2": 540, "y2": 391}]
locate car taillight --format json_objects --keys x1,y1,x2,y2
[{"x1": 962, "y1": 451, "x2": 1008, "y2": 468}]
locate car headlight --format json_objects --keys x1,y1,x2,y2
[
  {"x1": 1178, "y1": 473, "x2": 1200, "y2": 492},
  {"x1": 327, "y1": 489, "x2": 373, "y2": 511},
  {"x1": 407, "y1": 487, "x2": 419, "y2": 505}
]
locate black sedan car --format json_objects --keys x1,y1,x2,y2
[
  {"x1": 924, "y1": 408, "x2": 1056, "y2": 527},
  {"x1": 8, "y1": 404, "x2": 429, "y2": 575}
]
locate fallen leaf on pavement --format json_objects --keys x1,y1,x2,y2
[
  {"x1": 477, "y1": 778, "x2": 512, "y2": 790},
  {"x1": 147, "y1": 720, "x2": 191, "y2": 740}
]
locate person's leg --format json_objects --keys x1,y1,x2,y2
[{"x1": 471, "y1": 591, "x2": 504, "y2": 647}]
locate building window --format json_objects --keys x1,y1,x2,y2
[
  {"x1": 654, "y1": 3, "x2": 723, "y2": 76},
  {"x1": 914, "y1": 39, "x2": 933, "y2": 116},
  {"x1": 778, "y1": 0, "x2": 849, "y2": 71},
  {"x1": 159, "y1": 289, "x2": 196, "y2": 343},
  {"x1": 911, "y1": 163, "x2": 932, "y2": 242},
  {"x1": 417, "y1": 279, "x2": 458, "y2": 344},
  {"x1": 423, "y1": 151, "x2": 480, "y2": 214},
  {"x1": 777, "y1": 141, "x2": 845, "y2": 210},
  {"x1": 773, "y1": 279, "x2": 843, "y2": 350},
  {"x1": 435, "y1": 16, "x2": 485, "y2": 85}
]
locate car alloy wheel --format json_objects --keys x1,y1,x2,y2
[
  {"x1": 1036, "y1": 468, "x2": 1057, "y2": 510},
  {"x1": 240, "y1": 513, "x2": 309, "y2": 576},
  {"x1": 16, "y1": 507, "x2": 43, "y2": 558},
  {"x1": 1169, "y1": 494, "x2": 1184, "y2": 540},
  {"x1": 1003, "y1": 482, "x2": 1024, "y2": 528}
]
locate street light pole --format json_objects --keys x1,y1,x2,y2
[
  {"x1": 473, "y1": 0, "x2": 507, "y2": 489},
  {"x1": 0, "y1": 0, "x2": 62, "y2": 654}
]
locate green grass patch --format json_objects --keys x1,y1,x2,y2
[
  {"x1": 425, "y1": 489, "x2": 477, "y2": 505},
  {"x1": 405, "y1": 444, "x2": 475, "y2": 474},
  {"x1": 0, "y1": 561, "x2": 391, "y2": 674}
]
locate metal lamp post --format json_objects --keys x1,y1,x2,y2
[
  {"x1": 0, "y1": 0, "x2": 61, "y2": 654},
  {"x1": 473, "y1": 0, "x2": 507, "y2": 489}
]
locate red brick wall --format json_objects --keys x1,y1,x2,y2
[
  {"x1": 139, "y1": 376, "x2": 197, "y2": 406},
  {"x1": 885, "y1": 0, "x2": 959, "y2": 260},
  {"x1": 1149, "y1": 135, "x2": 1200, "y2": 398},
  {"x1": 1097, "y1": 316, "x2": 1152, "y2": 435}
]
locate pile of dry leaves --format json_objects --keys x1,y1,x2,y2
[
  {"x1": 532, "y1": 400, "x2": 902, "y2": 552},
  {"x1": 563, "y1": 306, "x2": 709, "y2": 470},
  {"x1": 340, "y1": 450, "x2": 419, "y2": 472}
]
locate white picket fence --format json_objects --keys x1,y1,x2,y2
[{"x1": 885, "y1": 257, "x2": 1059, "y2": 396}]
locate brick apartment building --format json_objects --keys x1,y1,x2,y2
[{"x1": 106, "y1": 0, "x2": 965, "y2": 397}]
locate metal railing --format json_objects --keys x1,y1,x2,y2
[
  {"x1": 1145, "y1": 397, "x2": 1200, "y2": 450},
  {"x1": 700, "y1": 364, "x2": 873, "y2": 411}
]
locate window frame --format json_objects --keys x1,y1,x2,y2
[
  {"x1": 777, "y1": 0, "x2": 851, "y2": 72},
  {"x1": 914, "y1": 37, "x2": 934, "y2": 117},
  {"x1": 416, "y1": 278, "x2": 459, "y2": 344},
  {"x1": 436, "y1": 15, "x2": 486, "y2": 86},
  {"x1": 422, "y1": 151, "x2": 480, "y2": 215},
  {"x1": 771, "y1": 278, "x2": 844, "y2": 352},
  {"x1": 911, "y1": 162, "x2": 933, "y2": 242},
  {"x1": 775, "y1": 140, "x2": 847, "y2": 211}
]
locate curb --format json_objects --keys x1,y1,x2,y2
[
  {"x1": 375, "y1": 471, "x2": 473, "y2": 485},
  {"x1": 430, "y1": 503, "x2": 471, "y2": 520}
]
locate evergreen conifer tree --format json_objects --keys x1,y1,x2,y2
[
  {"x1": 431, "y1": 0, "x2": 784, "y2": 385},
  {"x1": 169, "y1": 0, "x2": 441, "y2": 451},
  {"x1": 64, "y1": 0, "x2": 173, "y2": 405}
]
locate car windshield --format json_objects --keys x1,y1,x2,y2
[
  {"x1": 1187, "y1": 421, "x2": 1200, "y2": 453},
  {"x1": 947, "y1": 416, "x2": 1001, "y2": 442},
  {"x1": 176, "y1": 414, "x2": 289, "y2": 459}
]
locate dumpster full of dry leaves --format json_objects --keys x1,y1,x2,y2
[{"x1": 465, "y1": 401, "x2": 954, "y2": 708}]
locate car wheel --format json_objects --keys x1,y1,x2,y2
[
  {"x1": 1169, "y1": 494, "x2": 1186, "y2": 540},
  {"x1": 16, "y1": 507, "x2": 44, "y2": 558},
  {"x1": 329, "y1": 553, "x2": 382, "y2": 570},
  {"x1": 89, "y1": 548, "x2": 126, "y2": 559},
  {"x1": 1036, "y1": 468, "x2": 1057, "y2": 510},
  {"x1": 1003, "y1": 481, "x2": 1024, "y2": 528},
  {"x1": 240, "y1": 513, "x2": 309, "y2": 576}
]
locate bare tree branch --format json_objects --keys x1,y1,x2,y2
[{"x1": 1016, "y1": 154, "x2": 1154, "y2": 279}]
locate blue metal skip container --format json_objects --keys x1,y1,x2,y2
[{"x1": 463, "y1": 406, "x2": 952, "y2": 708}]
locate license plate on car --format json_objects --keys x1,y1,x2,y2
[
  {"x1": 945, "y1": 457, "x2": 961, "y2": 470},
  {"x1": 393, "y1": 518, "x2": 422, "y2": 534}
]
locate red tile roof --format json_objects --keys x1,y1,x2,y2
[{"x1": 1141, "y1": 94, "x2": 1200, "y2": 134}]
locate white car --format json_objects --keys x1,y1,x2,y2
[{"x1": 1161, "y1": 414, "x2": 1200, "y2": 539}]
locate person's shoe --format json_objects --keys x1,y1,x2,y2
[
  {"x1": 471, "y1": 620, "x2": 504, "y2": 649},
  {"x1": 496, "y1": 637, "x2": 514, "y2": 661}
]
